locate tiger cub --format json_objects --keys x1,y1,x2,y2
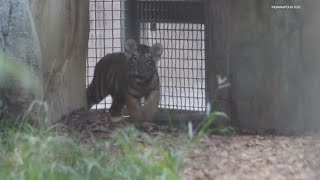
[{"x1": 86, "y1": 39, "x2": 163, "y2": 125}]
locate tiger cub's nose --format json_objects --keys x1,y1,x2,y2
[{"x1": 137, "y1": 65, "x2": 146, "y2": 74}]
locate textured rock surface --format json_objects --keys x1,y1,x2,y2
[
  {"x1": 0, "y1": 0, "x2": 89, "y2": 123},
  {"x1": 0, "y1": 0, "x2": 42, "y2": 121}
]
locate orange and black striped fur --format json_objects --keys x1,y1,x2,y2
[
  {"x1": 86, "y1": 52, "x2": 129, "y2": 116},
  {"x1": 86, "y1": 39, "x2": 163, "y2": 125}
]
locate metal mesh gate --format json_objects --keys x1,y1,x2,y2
[
  {"x1": 139, "y1": 24, "x2": 206, "y2": 111},
  {"x1": 87, "y1": 0, "x2": 207, "y2": 115}
]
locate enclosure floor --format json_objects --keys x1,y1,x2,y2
[
  {"x1": 182, "y1": 135, "x2": 319, "y2": 180},
  {"x1": 61, "y1": 110, "x2": 320, "y2": 179}
]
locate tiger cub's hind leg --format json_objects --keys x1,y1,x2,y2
[
  {"x1": 86, "y1": 80, "x2": 110, "y2": 110},
  {"x1": 110, "y1": 92, "x2": 125, "y2": 117}
]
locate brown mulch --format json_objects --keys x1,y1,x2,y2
[
  {"x1": 182, "y1": 135, "x2": 320, "y2": 180},
  {"x1": 59, "y1": 110, "x2": 174, "y2": 141},
  {"x1": 60, "y1": 110, "x2": 320, "y2": 179},
  {"x1": 59, "y1": 110, "x2": 120, "y2": 141}
]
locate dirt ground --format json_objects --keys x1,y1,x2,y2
[
  {"x1": 183, "y1": 135, "x2": 320, "y2": 180},
  {"x1": 60, "y1": 110, "x2": 320, "y2": 180}
]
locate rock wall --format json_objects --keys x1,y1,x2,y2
[
  {"x1": 0, "y1": 0, "x2": 89, "y2": 124},
  {"x1": 0, "y1": 0, "x2": 43, "y2": 122}
]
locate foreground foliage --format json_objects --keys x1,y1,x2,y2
[
  {"x1": 0, "y1": 125, "x2": 186, "y2": 180},
  {"x1": 0, "y1": 51, "x2": 230, "y2": 180}
]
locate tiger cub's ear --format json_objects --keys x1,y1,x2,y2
[
  {"x1": 151, "y1": 43, "x2": 163, "y2": 62},
  {"x1": 125, "y1": 39, "x2": 137, "y2": 55}
]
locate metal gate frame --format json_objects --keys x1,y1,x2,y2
[{"x1": 124, "y1": 0, "x2": 211, "y2": 123}]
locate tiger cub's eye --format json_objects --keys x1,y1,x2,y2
[{"x1": 145, "y1": 60, "x2": 153, "y2": 67}]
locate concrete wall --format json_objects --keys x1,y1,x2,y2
[
  {"x1": 302, "y1": 1, "x2": 320, "y2": 130},
  {"x1": 205, "y1": 0, "x2": 231, "y2": 127},
  {"x1": 228, "y1": 0, "x2": 309, "y2": 132},
  {"x1": 0, "y1": 0, "x2": 89, "y2": 123}
]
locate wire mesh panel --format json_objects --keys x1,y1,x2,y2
[
  {"x1": 139, "y1": 23, "x2": 206, "y2": 111},
  {"x1": 87, "y1": 0, "x2": 127, "y2": 109},
  {"x1": 87, "y1": 0, "x2": 206, "y2": 113},
  {"x1": 138, "y1": 1, "x2": 206, "y2": 111}
]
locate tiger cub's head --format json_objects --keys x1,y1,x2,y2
[{"x1": 125, "y1": 39, "x2": 163, "y2": 85}]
